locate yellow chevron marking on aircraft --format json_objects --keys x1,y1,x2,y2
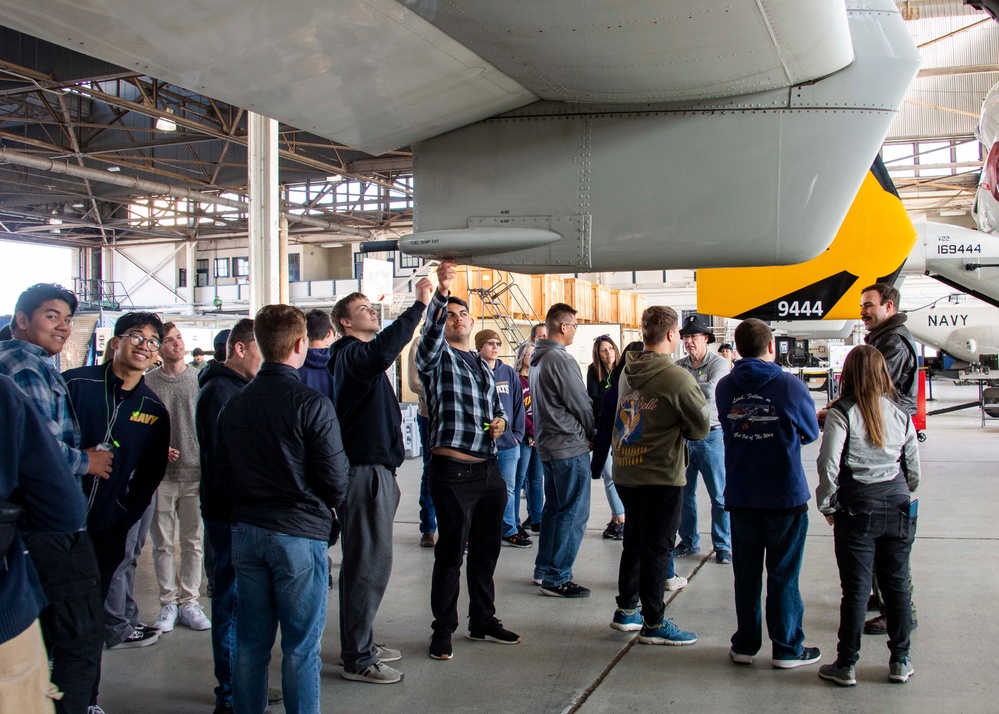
[{"x1": 697, "y1": 168, "x2": 916, "y2": 321}]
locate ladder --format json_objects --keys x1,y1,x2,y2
[{"x1": 468, "y1": 274, "x2": 542, "y2": 349}]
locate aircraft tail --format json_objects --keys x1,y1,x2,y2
[{"x1": 696, "y1": 156, "x2": 916, "y2": 321}]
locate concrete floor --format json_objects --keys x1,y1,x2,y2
[{"x1": 98, "y1": 380, "x2": 998, "y2": 713}]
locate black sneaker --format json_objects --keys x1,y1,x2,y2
[
  {"x1": 602, "y1": 521, "x2": 618, "y2": 539},
  {"x1": 863, "y1": 614, "x2": 887, "y2": 635},
  {"x1": 428, "y1": 631, "x2": 453, "y2": 660},
  {"x1": 517, "y1": 524, "x2": 529, "y2": 538},
  {"x1": 502, "y1": 533, "x2": 533, "y2": 548},
  {"x1": 108, "y1": 628, "x2": 159, "y2": 649},
  {"x1": 540, "y1": 581, "x2": 591, "y2": 598},
  {"x1": 467, "y1": 618, "x2": 521, "y2": 645},
  {"x1": 773, "y1": 646, "x2": 821, "y2": 669},
  {"x1": 613, "y1": 522, "x2": 625, "y2": 541},
  {"x1": 529, "y1": 520, "x2": 541, "y2": 534}
]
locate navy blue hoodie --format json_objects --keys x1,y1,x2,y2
[
  {"x1": 328, "y1": 300, "x2": 426, "y2": 468},
  {"x1": 195, "y1": 360, "x2": 249, "y2": 522},
  {"x1": 299, "y1": 347, "x2": 335, "y2": 398},
  {"x1": 64, "y1": 362, "x2": 170, "y2": 531},
  {"x1": 715, "y1": 358, "x2": 819, "y2": 511}
]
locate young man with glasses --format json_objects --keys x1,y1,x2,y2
[
  {"x1": 0, "y1": 283, "x2": 112, "y2": 714},
  {"x1": 530, "y1": 303, "x2": 595, "y2": 598},
  {"x1": 64, "y1": 314, "x2": 171, "y2": 661}
]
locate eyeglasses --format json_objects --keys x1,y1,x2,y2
[
  {"x1": 120, "y1": 332, "x2": 161, "y2": 350},
  {"x1": 559, "y1": 322, "x2": 578, "y2": 329}
]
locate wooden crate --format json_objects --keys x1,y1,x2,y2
[
  {"x1": 506, "y1": 271, "x2": 536, "y2": 320},
  {"x1": 532, "y1": 274, "x2": 565, "y2": 316},
  {"x1": 618, "y1": 291, "x2": 635, "y2": 328},
  {"x1": 609, "y1": 289, "x2": 621, "y2": 324},
  {"x1": 592, "y1": 284, "x2": 613, "y2": 323},
  {"x1": 634, "y1": 294, "x2": 648, "y2": 323},
  {"x1": 564, "y1": 278, "x2": 594, "y2": 322}
]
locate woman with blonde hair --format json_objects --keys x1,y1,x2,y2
[{"x1": 815, "y1": 345, "x2": 920, "y2": 687}]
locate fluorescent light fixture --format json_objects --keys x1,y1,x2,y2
[
  {"x1": 939, "y1": 209, "x2": 967, "y2": 217},
  {"x1": 325, "y1": 175, "x2": 344, "y2": 183},
  {"x1": 319, "y1": 242, "x2": 344, "y2": 248},
  {"x1": 72, "y1": 202, "x2": 85, "y2": 208},
  {"x1": 48, "y1": 218, "x2": 63, "y2": 225},
  {"x1": 156, "y1": 108, "x2": 177, "y2": 132},
  {"x1": 107, "y1": 166, "x2": 121, "y2": 172}
]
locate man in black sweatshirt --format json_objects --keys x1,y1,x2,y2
[{"x1": 327, "y1": 278, "x2": 432, "y2": 684}]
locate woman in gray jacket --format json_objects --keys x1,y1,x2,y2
[{"x1": 815, "y1": 346, "x2": 920, "y2": 688}]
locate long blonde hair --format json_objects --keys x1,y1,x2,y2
[{"x1": 838, "y1": 345, "x2": 896, "y2": 448}]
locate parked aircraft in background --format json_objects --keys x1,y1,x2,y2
[
  {"x1": 973, "y1": 81, "x2": 999, "y2": 237},
  {"x1": 0, "y1": 0, "x2": 919, "y2": 273},
  {"x1": 906, "y1": 296, "x2": 999, "y2": 367}
]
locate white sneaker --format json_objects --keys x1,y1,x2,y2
[
  {"x1": 87, "y1": 706, "x2": 107, "y2": 714},
  {"x1": 665, "y1": 575, "x2": 688, "y2": 591},
  {"x1": 179, "y1": 602, "x2": 211, "y2": 631},
  {"x1": 154, "y1": 604, "x2": 179, "y2": 633}
]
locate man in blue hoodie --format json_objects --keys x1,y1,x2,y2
[
  {"x1": 299, "y1": 309, "x2": 336, "y2": 394},
  {"x1": 715, "y1": 318, "x2": 821, "y2": 670}
]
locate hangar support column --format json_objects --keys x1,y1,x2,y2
[{"x1": 247, "y1": 112, "x2": 282, "y2": 314}]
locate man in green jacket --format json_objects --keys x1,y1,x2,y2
[{"x1": 609, "y1": 306, "x2": 710, "y2": 645}]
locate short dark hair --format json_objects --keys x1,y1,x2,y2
[
  {"x1": 447, "y1": 296, "x2": 469, "y2": 311},
  {"x1": 861, "y1": 282, "x2": 900, "y2": 308},
  {"x1": 330, "y1": 292, "x2": 366, "y2": 337},
  {"x1": 227, "y1": 318, "x2": 255, "y2": 359},
  {"x1": 14, "y1": 283, "x2": 78, "y2": 319},
  {"x1": 641, "y1": 306, "x2": 678, "y2": 346},
  {"x1": 306, "y1": 309, "x2": 333, "y2": 342},
  {"x1": 254, "y1": 305, "x2": 305, "y2": 363},
  {"x1": 114, "y1": 312, "x2": 164, "y2": 341},
  {"x1": 529, "y1": 323, "x2": 546, "y2": 340},
  {"x1": 734, "y1": 318, "x2": 772, "y2": 358},
  {"x1": 545, "y1": 303, "x2": 576, "y2": 333}
]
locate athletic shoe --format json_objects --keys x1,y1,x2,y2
[
  {"x1": 729, "y1": 649, "x2": 753, "y2": 665},
  {"x1": 715, "y1": 550, "x2": 732, "y2": 565},
  {"x1": 773, "y1": 646, "x2": 821, "y2": 669},
  {"x1": 613, "y1": 523, "x2": 625, "y2": 540},
  {"x1": 863, "y1": 614, "x2": 887, "y2": 634},
  {"x1": 889, "y1": 657, "x2": 914, "y2": 683},
  {"x1": 108, "y1": 628, "x2": 159, "y2": 649},
  {"x1": 665, "y1": 575, "x2": 688, "y2": 591},
  {"x1": 610, "y1": 608, "x2": 643, "y2": 632},
  {"x1": 467, "y1": 618, "x2": 521, "y2": 644},
  {"x1": 429, "y1": 630, "x2": 453, "y2": 660},
  {"x1": 88, "y1": 707, "x2": 108, "y2": 714},
  {"x1": 531, "y1": 577, "x2": 543, "y2": 585},
  {"x1": 501, "y1": 533, "x2": 533, "y2": 548},
  {"x1": 818, "y1": 662, "x2": 857, "y2": 687},
  {"x1": 341, "y1": 662, "x2": 404, "y2": 684},
  {"x1": 602, "y1": 521, "x2": 619, "y2": 539},
  {"x1": 420, "y1": 532, "x2": 437, "y2": 548},
  {"x1": 540, "y1": 581, "x2": 590, "y2": 598},
  {"x1": 525, "y1": 518, "x2": 541, "y2": 534},
  {"x1": 672, "y1": 544, "x2": 701, "y2": 558},
  {"x1": 638, "y1": 618, "x2": 697, "y2": 646},
  {"x1": 154, "y1": 604, "x2": 179, "y2": 633},
  {"x1": 179, "y1": 603, "x2": 211, "y2": 631},
  {"x1": 337, "y1": 644, "x2": 402, "y2": 667}
]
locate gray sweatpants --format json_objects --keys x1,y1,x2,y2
[
  {"x1": 104, "y1": 502, "x2": 155, "y2": 647},
  {"x1": 337, "y1": 464, "x2": 400, "y2": 672}
]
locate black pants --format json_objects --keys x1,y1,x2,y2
[
  {"x1": 23, "y1": 531, "x2": 104, "y2": 714},
  {"x1": 833, "y1": 493, "x2": 915, "y2": 666},
  {"x1": 429, "y1": 455, "x2": 506, "y2": 634},
  {"x1": 615, "y1": 484, "x2": 682, "y2": 626},
  {"x1": 86, "y1": 520, "x2": 131, "y2": 707}
]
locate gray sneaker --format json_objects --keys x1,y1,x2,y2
[
  {"x1": 818, "y1": 662, "x2": 857, "y2": 687},
  {"x1": 341, "y1": 662, "x2": 404, "y2": 684},
  {"x1": 889, "y1": 658, "x2": 914, "y2": 683}
]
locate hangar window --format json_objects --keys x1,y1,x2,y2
[{"x1": 214, "y1": 258, "x2": 230, "y2": 278}]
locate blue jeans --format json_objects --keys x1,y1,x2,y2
[
  {"x1": 833, "y1": 493, "x2": 914, "y2": 666},
  {"x1": 498, "y1": 446, "x2": 522, "y2": 537},
  {"x1": 730, "y1": 510, "x2": 808, "y2": 659},
  {"x1": 534, "y1": 454, "x2": 591, "y2": 587},
  {"x1": 417, "y1": 415, "x2": 437, "y2": 534},
  {"x1": 679, "y1": 430, "x2": 731, "y2": 552},
  {"x1": 597, "y1": 453, "x2": 625, "y2": 517},
  {"x1": 231, "y1": 524, "x2": 328, "y2": 714},
  {"x1": 515, "y1": 443, "x2": 544, "y2": 525},
  {"x1": 205, "y1": 518, "x2": 237, "y2": 710}
]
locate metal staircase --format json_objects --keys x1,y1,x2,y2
[{"x1": 468, "y1": 274, "x2": 541, "y2": 349}]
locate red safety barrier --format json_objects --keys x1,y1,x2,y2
[{"x1": 913, "y1": 369, "x2": 927, "y2": 436}]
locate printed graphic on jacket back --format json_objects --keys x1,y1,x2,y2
[
  {"x1": 725, "y1": 393, "x2": 778, "y2": 441},
  {"x1": 613, "y1": 390, "x2": 657, "y2": 466}
]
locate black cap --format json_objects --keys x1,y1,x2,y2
[
  {"x1": 679, "y1": 315, "x2": 715, "y2": 344},
  {"x1": 718, "y1": 343, "x2": 734, "y2": 352},
  {"x1": 213, "y1": 329, "x2": 231, "y2": 362},
  {"x1": 192, "y1": 347, "x2": 205, "y2": 357}
]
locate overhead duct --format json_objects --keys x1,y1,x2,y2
[
  {"x1": 0, "y1": 147, "x2": 372, "y2": 238},
  {"x1": 895, "y1": 0, "x2": 986, "y2": 19}
]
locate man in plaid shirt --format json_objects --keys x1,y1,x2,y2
[
  {"x1": 417, "y1": 259, "x2": 522, "y2": 661},
  {"x1": 0, "y1": 283, "x2": 113, "y2": 714}
]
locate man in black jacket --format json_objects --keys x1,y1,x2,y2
[
  {"x1": 217, "y1": 305, "x2": 349, "y2": 714},
  {"x1": 194, "y1": 318, "x2": 261, "y2": 714},
  {"x1": 859, "y1": 282, "x2": 920, "y2": 636},
  {"x1": 327, "y1": 278, "x2": 431, "y2": 684}
]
